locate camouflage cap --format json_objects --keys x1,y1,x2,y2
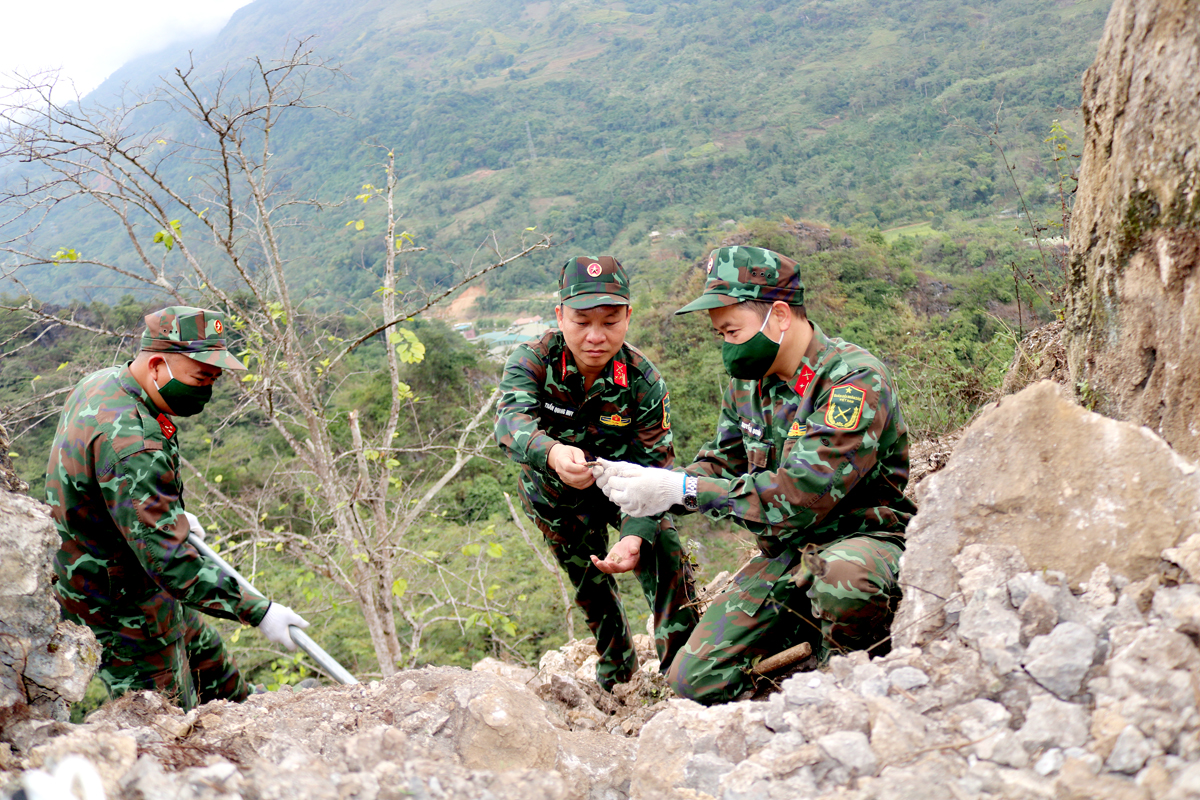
[
  {"x1": 559, "y1": 256, "x2": 630, "y2": 309},
  {"x1": 140, "y1": 306, "x2": 246, "y2": 370},
  {"x1": 675, "y1": 246, "x2": 805, "y2": 315}
]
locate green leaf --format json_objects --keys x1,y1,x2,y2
[
  {"x1": 461, "y1": 543, "x2": 481, "y2": 557},
  {"x1": 392, "y1": 328, "x2": 426, "y2": 364},
  {"x1": 391, "y1": 578, "x2": 408, "y2": 598},
  {"x1": 486, "y1": 542, "x2": 504, "y2": 559}
]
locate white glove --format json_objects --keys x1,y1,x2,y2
[
  {"x1": 601, "y1": 464, "x2": 684, "y2": 517},
  {"x1": 592, "y1": 458, "x2": 645, "y2": 493},
  {"x1": 183, "y1": 511, "x2": 206, "y2": 541},
  {"x1": 258, "y1": 603, "x2": 310, "y2": 651}
]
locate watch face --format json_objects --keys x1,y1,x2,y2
[{"x1": 684, "y1": 495, "x2": 699, "y2": 510}]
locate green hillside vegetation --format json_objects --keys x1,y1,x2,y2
[
  {"x1": 2, "y1": 208, "x2": 1057, "y2": 691},
  {"x1": 0, "y1": 0, "x2": 1087, "y2": 694},
  {"x1": 4, "y1": 0, "x2": 1105, "y2": 304}
]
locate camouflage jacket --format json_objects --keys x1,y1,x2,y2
[
  {"x1": 496, "y1": 330, "x2": 674, "y2": 542},
  {"x1": 45, "y1": 365, "x2": 269, "y2": 641},
  {"x1": 684, "y1": 323, "x2": 915, "y2": 552}
]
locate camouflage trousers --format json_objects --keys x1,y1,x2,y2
[
  {"x1": 92, "y1": 606, "x2": 248, "y2": 712},
  {"x1": 531, "y1": 494, "x2": 699, "y2": 691},
  {"x1": 667, "y1": 534, "x2": 903, "y2": 705}
]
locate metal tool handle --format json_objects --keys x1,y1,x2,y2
[{"x1": 189, "y1": 532, "x2": 358, "y2": 685}]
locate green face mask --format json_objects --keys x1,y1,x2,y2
[
  {"x1": 721, "y1": 307, "x2": 782, "y2": 380},
  {"x1": 153, "y1": 360, "x2": 213, "y2": 417}
]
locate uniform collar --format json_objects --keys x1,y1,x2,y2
[
  {"x1": 117, "y1": 362, "x2": 163, "y2": 417},
  {"x1": 800, "y1": 323, "x2": 831, "y2": 371}
]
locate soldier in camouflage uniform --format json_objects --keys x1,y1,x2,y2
[
  {"x1": 598, "y1": 246, "x2": 915, "y2": 704},
  {"x1": 495, "y1": 256, "x2": 698, "y2": 691},
  {"x1": 45, "y1": 307, "x2": 309, "y2": 711}
]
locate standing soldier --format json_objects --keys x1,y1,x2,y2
[
  {"x1": 46, "y1": 306, "x2": 309, "y2": 711},
  {"x1": 597, "y1": 246, "x2": 915, "y2": 704},
  {"x1": 495, "y1": 256, "x2": 698, "y2": 691}
]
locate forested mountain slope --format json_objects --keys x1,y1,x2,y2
[{"x1": 6, "y1": 0, "x2": 1109, "y2": 302}]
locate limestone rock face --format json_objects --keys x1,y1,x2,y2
[
  {"x1": 0, "y1": 490, "x2": 100, "y2": 733},
  {"x1": 893, "y1": 380, "x2": 1200, "y2": 648},
  {"x1": 1065, "y1": 0, "x2": 1200, "y2": 461}
]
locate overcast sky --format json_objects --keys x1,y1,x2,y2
[{"x1": 2, "y1": 0, "x2": 255, "y2": 98}]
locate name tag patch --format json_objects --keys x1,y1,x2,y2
[
  {"x1": 825, "y1": 384, "x2": 866, "y2": 430},
  {"x1": 739, "y1": 419, "x2": 765, "y2": 440},
  {"x1": 600, "y1": 413, "x2": 631, "y2": 427},
  {"x1": 544, "y1": 402, "x2": 576, "y2": 418}
]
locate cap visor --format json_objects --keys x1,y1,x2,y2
[
  {"x1": 562, "y1": 293, "x2": 630, "y2": 310},
  {"x1": 187, "y1": 350, "x2": 247, "y2": 371},
  {"x1": 674, "y1": 293, "x2": 739, "y2": 315}
]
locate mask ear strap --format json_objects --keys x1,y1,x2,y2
[
  {"x1": 758, "y1": 306, "x2": 784, "y2": 345},
  {"x1": 757, "y1": 306, "x2": 773, "y2": 333}
]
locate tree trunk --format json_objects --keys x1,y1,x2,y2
[{"x1": 1066, "y1": 0, "x2": 1200, "y2": 460}]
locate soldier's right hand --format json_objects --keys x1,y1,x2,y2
[
  {"x1": 548, "y1": 443, "x2": 595, "y2": 489},
  {"x1": 258, "y1": 603, "x2": 310, "y2": 651}
]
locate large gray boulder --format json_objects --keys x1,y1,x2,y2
[
  {"x1": 0, "y1": 490, "x2": 99, "y2": 735},
  {"x1": 1065, "y1": 0, "x2": 1200, "y2": 461},
  {"x1": 893, "y1": 380, "x2": 1200, "y2": 648}
]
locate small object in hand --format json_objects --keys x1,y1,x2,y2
[{"x1": 584, "y1": 460, "x2": 600, "y2": 467}]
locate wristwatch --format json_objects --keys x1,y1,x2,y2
[{"x1": 682, "y1": 476, "x2": 699, "y2": 510}]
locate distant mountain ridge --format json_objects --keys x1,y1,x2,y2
[{"x1": 10, "y1": 0, "x2": 1111, "y2": 302}]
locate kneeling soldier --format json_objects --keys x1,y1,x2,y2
[{"x1": 598, "y1": 246, "x2": 915, "y2": 704}]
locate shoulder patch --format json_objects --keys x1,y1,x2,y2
[
  {"x1": 787, "y1": 420, "x2": 807, "y2": 437},
  {"x1": 613, "y1": 360, "x2": 628, "y2": 387},
  {"x1": 599, "y1": 413, "x2": 632, "y2": 427},
  {"x1": 825, "y1": 384, "x2": 865, "y2": 430},
  {"x1": 156, "y1": 413, "x2": 177, "y2": 439},
  {"x1": 662, "y1": 392, "x2": 671, "y2": 430}
]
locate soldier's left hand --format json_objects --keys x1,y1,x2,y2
[
  {"x1": 601, "y1": 465, "x2": 684, "y2": 517},
  {"x1": 591, "y1": 534, "x2": 642, "y2": 574},
  {"x1": 183, "y1": 511, "x2": 206, "y2": 542},
  {"x1": 592, "y1": 458, "x2": 643, "y2": 492}
]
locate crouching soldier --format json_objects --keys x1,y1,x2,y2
[
  {"x1": 598, "y1": 246, "x2": 915, "y2": 704},
  {"x1": 495, "y1": 256, "x2": 699, "y2": 691}
]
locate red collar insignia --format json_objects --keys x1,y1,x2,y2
[
  {"x1": 613, "y1": 361, "x2": 628, "y2": 387},
  {"x1": 156, "y1": 413, "x2": 176, "y2": 439},
  {"x1": 793, "y1": 365, "x2": 815, "y2": 396}
]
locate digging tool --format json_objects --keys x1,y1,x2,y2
[{"x1": 189, "y1": 533, "x2": 358, "y2": 685}]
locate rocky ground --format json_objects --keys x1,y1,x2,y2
[
  {"x1": 7, "y1": 378, "x2": 1200, "y2": 799},
  {"x1": 9, "y1": 542, "x2": 1200, "y2": 800}
]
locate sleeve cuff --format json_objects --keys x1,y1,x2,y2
[
  {"x1": 526, "y1": 432, "x2": 557, "y2": 472},
  {"x1": 620, "y1": 514, "x2": 659, "y2": 544},
  {"x1": 240, "y1": 596, "x2": 271, "y2": 627},
  {"x1": 693, "y1": 474, "x2": 732, "y2": 516}
]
